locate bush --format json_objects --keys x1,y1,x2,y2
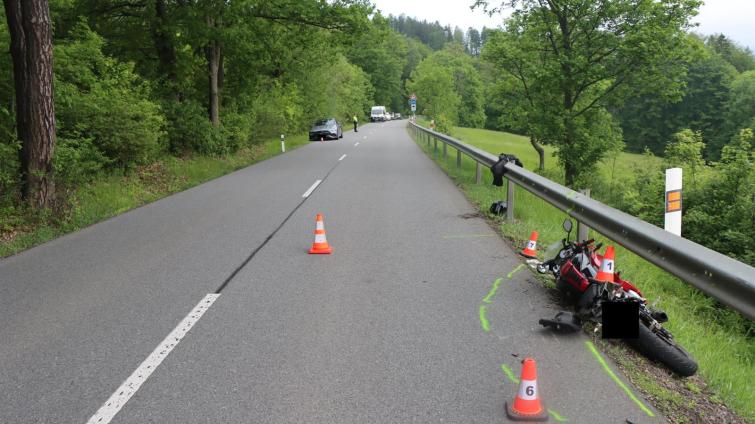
[
  {"x1": 54, "y1": 21, "x2": 165, "y2": 170},
  {"x1": 434, "y1": 114, "x2": 454, "y2": 135},
  {"x1": 53, "y1": 137, "x2": 109, "y2": 190},
  {"x1": 163, "y1": 100, "x2": 218, "y2": 155},
  {"x1": 220, "y1": 110, "x2": 253, "y2": 153},
  {"x1": 0, "y1": 139, "x2": 19, "y2": 205},
  {"x1": 684, "y1": 129, "x2": 754, "y2": 266},
  {"x1": 250, "y1": 81, "x2": 304, "y2": 141}
]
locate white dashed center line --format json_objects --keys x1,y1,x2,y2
[
  {"x1": 355, "y1": 142, "x2": 360, "y2": 146},
  {"x1": 338, "y1": 154, "x2": 347, "y2": 161},
  {"x1": 302, "y1": 180, "x2": 322, "y2": 198},
  {"x1": 86, "y1": 294, "x2": 220, "y2": 424}
]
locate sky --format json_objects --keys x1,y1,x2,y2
[{"x1": 371, "y1": 0, "x2": 755, "y2": 50}]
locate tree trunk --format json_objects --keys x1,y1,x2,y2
[
  {"x1": 152, "y1": 0, "x2": 180, "y2": 100},
  {"x1": 206, "y1": 16, "x2": 221, "y2": 126},
  {"x1": 4, "y1": 0, "x2": 29, "y2": 193},
  {"x1": 21, "y1": 0, "x2": 56, "y2": 208},
  {"x1": 530, "y1": 136, "x2": 545, "y2": 171},
  {"x1": 564, "y1": 155, "x2": 577, "y2": 187},
  {"x1": 4, "y1": 0, "x2": 56, "y2": 208},
  {"x1": 218, "y1": 49, "x2": 224, "y2": 92},
  {"x1": 207, "y1": 42, "x2": 220, "y2": 126}
]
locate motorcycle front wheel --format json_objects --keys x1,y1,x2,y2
[{"x1": 626, "y1": 322, "x2": 698, "y2": 377}]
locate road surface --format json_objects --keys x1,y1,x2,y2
[{"x1": 0, "y1": 120, "x2": 661, "y2": 423}]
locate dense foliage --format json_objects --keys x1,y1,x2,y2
[{"x1": 0, "y1": 1, "x2": 424, "y2": 221}]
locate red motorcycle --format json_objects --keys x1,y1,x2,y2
[{"x1": 535, "y1": 219, "x2": 698, "y2": 377}]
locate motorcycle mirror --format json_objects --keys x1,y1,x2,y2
[{"x1": 563, "y1": 219, "x2": 573, "y2": 233}]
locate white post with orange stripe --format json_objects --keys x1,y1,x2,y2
[{"x1": 665, "y1": 168, "x2": 682, "y2": 236}]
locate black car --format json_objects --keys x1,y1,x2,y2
[{"x1": 309, "y1": 118, "x2": 343, "y2": 141}]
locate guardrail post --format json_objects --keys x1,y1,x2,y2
[
  {"x1": 506, "y1": 178, "x2": 515, "y2": 222},
  {"x1": 475, "y1": 162, "x2": 482, "y2": 184},
  {"x1": 426, "y1": 132, "x2": 430, "y2": 146},
  {"x1": 456, "y1": 150, "x2": 462, "y2": 169},
  {"x1": 443, "y1": 142, "x2": 447, "y2": 160},
  {"x1": 577, "y1": 188, "x2": 591, "y2": 242}
]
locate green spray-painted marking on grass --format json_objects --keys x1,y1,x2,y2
[
  {"x1": 501, "y1": 364, "x2": 569, "y2": 421},
  {"x1": 479, "y1": 305, "x2": 490, "y2": 332},
  {"x1": 585, "y1": 341, "x2": 655, "y2": 417},
  {"x1": 507, "y1": 263, "x2": 525, "y2": 279},
  {"x1": 482, "y1": 278, "x2": 503, "y2": 304}
]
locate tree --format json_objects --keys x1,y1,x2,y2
[
  {"x1": 466, "y1": 27, "x2": 481, "y2": 56},
  {"x1": 477, "y1": 0, "x2": 700, "y2": 186},
  {"x1": 616, "y1": 36, "x2": 737, "y2": 157},
  {"x1": 684, "y1": 129, "x2": 755, "y2": 266},
  {"x1": 3, "y1": 0, "x2": 56, "y2": 208},
  {"x1": 706, "y1": 33, "x2": 755, "y2": 73},
  {"x1": 406, "y1": 62, "x2": 460, "y2": 126},
  {"x1": 665, "y1": 129, "x2": 705, "y2": 187},
  {"x1": 348, "y1": 14, "x2": 407, "y2": 111},
  {"x1": 418, "y1": 44, "x2": 486, "y2": 128},
  {"x1": 721, "y1": 71, "x2": 755, "y2": 149},
  {"x1": 452, "y1": 26, "x2": 465, "y2": 46}
]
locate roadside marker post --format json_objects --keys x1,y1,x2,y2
[
  {"x1": 280, "y1": 134, "x2": 285, "y2": 153},
  {"x1": 664, "y1": 168, "x2": 682, "y2": 236}
]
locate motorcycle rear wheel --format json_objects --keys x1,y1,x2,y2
[{"x1": 627, "y1": 322, "x2": 698, "y2": 377}]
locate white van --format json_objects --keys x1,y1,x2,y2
[{"x1": 370, "y1": 106, "x2": 387, "y2": 122}]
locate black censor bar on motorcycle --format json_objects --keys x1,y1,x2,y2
[{"x1": 601, "y1": 301, "x2": 639, "y2": 339}]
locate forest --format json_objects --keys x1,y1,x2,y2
[{"x1": 1, "y1": 0, "x2": 753, "y2": 267}]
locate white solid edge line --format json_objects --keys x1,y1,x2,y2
[
  {"x1": 86, "y1": 293, "x2": 221, "y2": 424},
  {"x1": 338, "y1": 154, "x2": 347, "y2": 161},
  {"x1": 302, "y1": 179, "x2": 322, "y2": 198}
]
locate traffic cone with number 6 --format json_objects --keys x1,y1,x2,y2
[
  {"x1": 595, "y1": 245, "x2": 615, "y2": 283},
  {"x1": 519, "y1": 231, "x2": 539, "y2": 259},
  {"x1": 506, "y1": 358, "x2": 548, "y2": 421}
]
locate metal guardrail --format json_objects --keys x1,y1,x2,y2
[{"x1": 409, "y1": 122, "x2": 755, "y2": 320}]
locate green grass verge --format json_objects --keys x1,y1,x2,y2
[
  {"x1": 409, "y1": 123, "x2": 754, "y2": 422},
  {"x1": 0, "y1": 133, "x2": 311, "y2": 258}
]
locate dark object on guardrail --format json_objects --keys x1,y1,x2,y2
[
  {"x1": 491, "y1": 154, "x2": 523, "y2": 186},
  {"x1": 408, "y1": 121, "x2": 755, "y2": 320},
  {"x1": 489, "y1": 200, "x2": 508, "y2": 215}
]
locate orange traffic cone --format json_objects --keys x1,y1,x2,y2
[
  {"x1": 308, "y1": 214, "x2": 332, "y2": 254},
  {"x1": 595, "y1": 245, "x2": 615, "y2": 283},
  {"x1": 506, "y1": 358, "x2": 548, "y2": 421},
  {"x1": 519, "y1": 231, "x2": 539, "y2": 259}
]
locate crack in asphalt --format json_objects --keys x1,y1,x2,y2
[{"x1": 214, "y1": 155, "x2": 345, "y2": 294}]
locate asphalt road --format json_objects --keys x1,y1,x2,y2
[{"x1": 0, "y1": 120, "x2": 662, "y2": 423}]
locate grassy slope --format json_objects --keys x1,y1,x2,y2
[
  {"x1": 0, "y1": 133, "x2": 311, "y2": 257},
  {"x1": 412, "y1": 123, "x2": 754, "y2": 422}
]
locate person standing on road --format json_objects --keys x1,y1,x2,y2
[{"x1": 353, "y1": 114, "x2": 358, "y2": 132}]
